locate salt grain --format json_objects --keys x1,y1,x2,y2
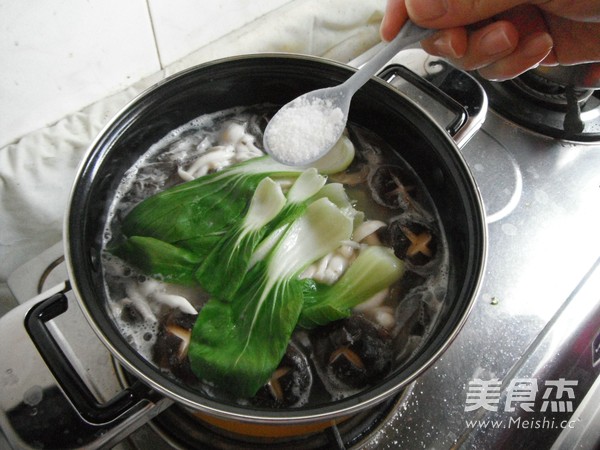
[{"x1": 265, "y1": 96, "x2": 345, "y2": 165}]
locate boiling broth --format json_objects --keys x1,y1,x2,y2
[{"x1": 101, "y1": 104, "x2": 449, "y2": 408}]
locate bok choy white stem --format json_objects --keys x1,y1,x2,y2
[
  {"x1": 299, "y1": 245, "x2": 404, "y2": 328},
  {"x1": 188, "y1": 197, "x2": 353, "y2": 397},
  {"x1": 194, "y1": 177, "x2": 286, "y2": 298}
]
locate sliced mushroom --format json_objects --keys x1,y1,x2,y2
[
  {"x1": 251, "y1": 343, "x2": 312, "y2": 408},
  {"x1": 353, "y1": 220, "x2": 386, "y2": 243},
  {"x1": 311, "y1": 315, "x2": 393, "y2": 391},
  {"x1": 220, "y1": 122, "x2": 246, "y2": 145},
  {"x1": 153, "y1": 311, "x2": 198, "y2": 383},
  {"x1": 378, "y1": 220, "x2": 438, "y2": 267},
  {"x1": 368, "y1": 165, "x2": 419, "y2": 211}
]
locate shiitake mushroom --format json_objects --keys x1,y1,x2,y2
[
  {"x1": 153, "y1": 310, "x2": 198, "y2": 383},
  {"x1": 251, "y1": 342, "x2": 312, "y2": 408},
  {"x1": 368, "y1": 165, "x2": 419, "y2": 211},
  {"x1": 393, "y1": 282, "x2": 446, "y2": 364},
  {"x1": 311, "y1": 315, "x2": 393, "y2": 391},
  {"x1": 378, "y1": 219, "x2": 438, "y2": 267}
]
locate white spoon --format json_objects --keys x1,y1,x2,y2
[{"x1": 263, "y1": 21, "x2": 436, "y2": 166}]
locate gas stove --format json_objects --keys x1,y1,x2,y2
[{"x1": 1, "y1": 49, "x2": 599, "y2": 449}]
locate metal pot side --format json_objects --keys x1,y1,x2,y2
[{"x1": 64, "y1": 54, "x2": 487, "y2": 425}]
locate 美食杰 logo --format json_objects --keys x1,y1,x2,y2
[
  {"x1": 465, "y1": 377, "x2": 577, "y2": 413},
  {"x1": 463, "y1": 377, "x2": 579, "y2": 430}
]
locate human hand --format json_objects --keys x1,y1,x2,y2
[{"x1": 380, "y1": 0, "x2": 600, "y2": 81}]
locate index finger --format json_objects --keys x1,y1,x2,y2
[
  {"x1": 405, "y1": 0, "x2": 537, "y2": 27},
  {"x1": 381, "y1": 0, "x2": 410, "y2": 41}
]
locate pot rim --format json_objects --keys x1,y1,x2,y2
[{"x1": 64, "y1": 53, "x2": 487, "y2": 424}]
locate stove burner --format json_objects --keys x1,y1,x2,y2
[
  {"x1": 509, "y1": 71, "x2": 594, "y2": 109},
  {"x1": 113, "y1": 357, "x2": 409, "y2": 450},
  {"x1": 148, "y1": 395, "x2": 403, "y2": 450},
  {"x1": 475, "y1": 74, "x2": 600, "y2": 141}
]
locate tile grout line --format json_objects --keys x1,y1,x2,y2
[{"x1": 145, "y1": 0, "x2": 164, "y2": 70}]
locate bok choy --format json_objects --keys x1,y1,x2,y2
[
  {"x1": 194, "y1": 169, "x2": 328, "y2": 297},
  {"x1": 112, "y1": 157, "x2": 304, "y2": 283},
  {"x1": 110, "y1": 151, "x2": 407, "y2": 399},
  {"x1": 194, "y1": 177, "x2": 286, "y2": 298},
  {"x1": 112, "y1": 236, "x2": 202, "y2": 286},
  {"x1": 188, "y1": 197, "x2": 353, "y2": 397},
  {"x1": 299, "y1": 246, "x2": 404, "y2": 328}
]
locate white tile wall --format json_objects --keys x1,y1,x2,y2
[
  {"x1": 0, "y1": 0, "x2": 292, "y2": 148},
  {"x1": 148, "y1": 0, "x2": 292, "y2": 67},
  {"x1": 0, "y1": 0, "x2": 158, "y2": 148}
]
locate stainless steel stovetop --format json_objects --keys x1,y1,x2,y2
[{"x1": 1, "y1": 49, "x2": 599, "y2": 449}]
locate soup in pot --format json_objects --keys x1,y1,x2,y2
[{"x1": 101, "y1": 104, "x2": 449, "y2": 408}]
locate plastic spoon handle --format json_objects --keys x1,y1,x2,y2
[{"x1": 342, "y1": 21, "x2": 436, "y2": 96}]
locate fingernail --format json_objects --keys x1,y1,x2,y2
[
  {"x1": 522, "y1": 32, "x2": 553, "y2": 58},
  {"x1": 406, "y1": 0, "x2": 448, "y2": 21},
  {"x1": 431, "y1": 34, "x2": 460, "y2": 58},
  {"x1": 480, "y1": 28, "x2": 513, "y2": 56}
]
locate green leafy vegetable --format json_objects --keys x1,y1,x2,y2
[
  {"x1": 298, "y1": 245, "x2": 404, "y2": 328},
  {"x1": 266, "y1": 168, "x2": 327, "y2": 230},
  {"x1": 194, "y1": 177, "x2": 286, "y2": 298},
  {"x1": 195, "y1": 169, "x2": 327, "y2": 298},
  {"x1": 312, "y1": 182, "x2": 364, "y2": 227},
  {"x1": 188, "y1": 197, "x2": 353, "y2": 397},
  {"x1": 110, "y1": 150, "x2": 406, "y2": 399},
  {"x1": 112, "y1": 157, "x2": 304, "y2": 281},
  {"x1": 111, "y1": 236, "x2": 202, "y2": 286}
]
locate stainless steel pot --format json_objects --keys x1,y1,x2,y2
[{"x1": 0, "y1": 54, "x2": 487, "y2": 447}]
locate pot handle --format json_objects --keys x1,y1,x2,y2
[
  {"x1": 25, "y1": 290, "x2": 152, "y2": 425},
  {"x1": 378, "y1": 58, "x2": 488, "y2": 148}
]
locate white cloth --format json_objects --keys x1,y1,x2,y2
[{"x1": 0, "y1": 0, "x2": 385, "y2": 285}]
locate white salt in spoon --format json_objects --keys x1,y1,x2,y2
[{"x1": 263, "y1": 21, "x2": 436, "y2": 166}]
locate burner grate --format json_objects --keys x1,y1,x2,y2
[
  {"x1": 476, "y1": 74, "x2": 600, "y2": 141},
  {"x1": 508, "y1": 71, "x2": 594, "y2": 109}
]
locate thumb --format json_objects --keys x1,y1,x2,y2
[
  {"x1": 405, "y1": 0, "x2": 531, "y2": 27},
  {"x1": 380, "y1": 0, "x2": 409, "y2": 42}
]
